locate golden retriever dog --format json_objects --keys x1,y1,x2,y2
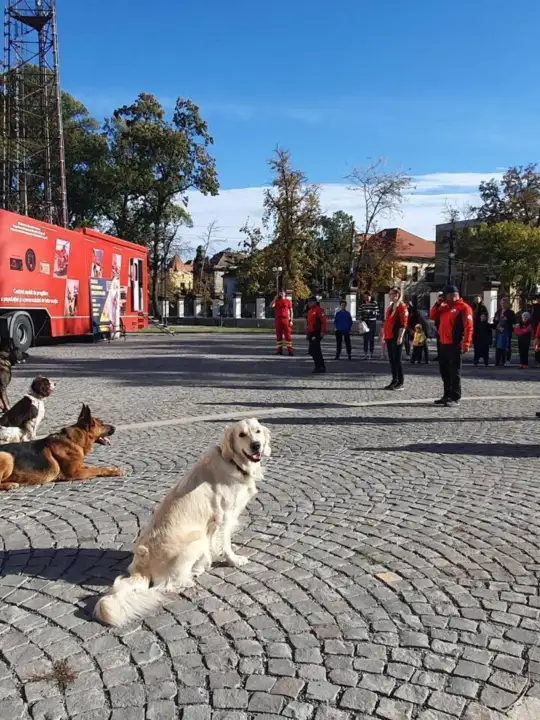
[{"x1": 94, "y1": 418, "x2": 271, "y2": 627}]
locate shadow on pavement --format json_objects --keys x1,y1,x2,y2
[
  {"x1": 12, "y1": 337, "x2": 540, "y2": 388},
  {"x1": 355, "y1": 442, "x2": 540, "y2": 458},
  {"x1": 0, "y1": 547, "x2": 130, "y2": 587}
]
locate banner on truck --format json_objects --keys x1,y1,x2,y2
[{"x1": 90, "y1": 277, "x2": 121, "y2": 331}]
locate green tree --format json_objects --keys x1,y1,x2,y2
[
  {"x1": 477, "y1": 164, "x2": 540, "y2": 226},
  {"x1": 313, "y1": 211, "x2": 355, "y2": 294},
  {"x1": 237, "y1": 148, "x2": 321, "y2": 298},
  {"x1": 100, "y1": 93, "x2": 219, "y2": 316},
  {"x1": 61, "y1": 93, "x2": 108, "y2": 227},
  {"x1": 458, "y1": 221, "x2": 540, "y2": 301}
]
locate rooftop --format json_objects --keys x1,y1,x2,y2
[{"x1": 359, "y1": 228, "x2": 435, "y2": 260}]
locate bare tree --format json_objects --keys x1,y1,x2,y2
[
  {"x1": 194, "y1": 219, "x2": 221, "y2": 298},
  {"x1": 347, "y1": 157, "x2": 413, "y2": 286},
  {"x1": 441, "y1": 201, "x2": 479, "y2": 290}
]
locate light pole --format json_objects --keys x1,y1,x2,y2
[
  {"x1": 272, "y1": 266, "x2": 283, "y2": 295},
  {"x1": 447, "y1": 228, "x2": 456, "y2": 285}
]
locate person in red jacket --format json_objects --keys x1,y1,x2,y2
[
  {"x1": 271, "y1": 291, "x2": 293, "y2": 355},
  {"x1": 306, "y1": 296, "x2": 327, "y2": 373},
  {"x1": 383, "y1": 286, "x2": 409, "y2": 390},
  {"x1": 430, "y1": 285, "x2": 473, "y2": 407}
]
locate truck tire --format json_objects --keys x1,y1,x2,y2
[{"x1": 9, "y1": 313, "x2": 34, "y2": 352}]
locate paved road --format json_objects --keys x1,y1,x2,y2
[{"x1": 1, "y1": 333, "x2": 540, "y2": 720}]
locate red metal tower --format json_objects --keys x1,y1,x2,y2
[{"x1": 1, "y1": 0, "x2": 67, "y2": 227}]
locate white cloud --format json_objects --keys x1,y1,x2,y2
[{"x1": 178, "y1": 171, "x2": 503, "y2": 256}]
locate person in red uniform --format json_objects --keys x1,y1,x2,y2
[
  {"x1": 383, "y1": 286, "x2": 409, "y2": 390},
  {"x1": 271, "y1": 291, "x2": 293, "y2": 355},
  {"x1": 535, "y1": 323, "x2": 540, "y2": 418},
  {"x1": 306, "y1": 296, "x2": 327, "y2": 373},
  {"x1": 430, "y1": 284, "x2": 473, "y2": 407}
]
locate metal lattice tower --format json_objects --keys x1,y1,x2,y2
[{"x1": 1, "y1": 0, "x2": 67, "y2": 227}]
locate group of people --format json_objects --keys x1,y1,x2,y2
[
  {"x1": 382, "y1": 284, "x2": 472, "y2": 405},
  {"x1": 471, "y1": 295, "x2": 538, "y2": 369},
  {"x1": 271, "y1": 291, "x2": 327, "y2": 373},
  {"x1": 271, "y1": 288, "x2": 540, "y2": 403}
]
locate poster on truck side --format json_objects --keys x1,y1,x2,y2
[{"x1": 90, "y1": 277, "x2": 121, "y2": 332}]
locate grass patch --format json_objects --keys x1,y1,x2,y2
[{"x1": 31, "y1": 659, "x2": 78, "y2": 691}]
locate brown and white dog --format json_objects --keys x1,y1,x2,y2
[
  {"x1": 94, "y1": 418, "x2": 271, "y2": 627},
  {"x1": 0, "y1": 376, "x2": 56, "y2": 444}
]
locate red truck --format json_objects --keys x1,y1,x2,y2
[{"x1": 0, "y1": 210, "x2": 148, "y2": 350}]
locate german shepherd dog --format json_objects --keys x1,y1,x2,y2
[
  {"x1": 0, "y1": 404, "x2": 124, "y2": 491},
  {"x1": 0, "y1": 345, "x2": 29, "y2": 412}
]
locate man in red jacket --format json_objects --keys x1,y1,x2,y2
[
  {"x1": 430, "y1": 285, "x2": 473, "y2": 407},
  {"x1": 306, "y1": 296, "x2": 327, "y2": 373},
  {"x1": 271, "y1": 291, "x2": 294, "y2": 355}
]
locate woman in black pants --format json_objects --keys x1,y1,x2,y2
[
  {"x1": 383, "y1": 287, "x2": 408, "y2": 390},
  {"x1": 360, "y1": 291, "x2": 378, "y2": 359}
]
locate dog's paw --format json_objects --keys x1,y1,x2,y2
[
  {"x1": 110, "y1": 467, "x2": 125, "y2": 477},
  {"x1": 226, "y1": 553, "x2": 249, "y2": 568}
]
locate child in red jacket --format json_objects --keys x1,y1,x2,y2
[{"x1": 515, "y1": 311, "x2": 533, "y2": 369}]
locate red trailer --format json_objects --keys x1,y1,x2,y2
[{"x1": 0, "y1": 210, "x2": 148, "y2": 349}]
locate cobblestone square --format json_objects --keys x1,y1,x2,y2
[{"x1": 1, "y1": 333, "x2": 540, "y2": 719}]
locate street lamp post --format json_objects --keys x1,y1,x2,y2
[
  {"x1": 272, "y1": 266, "x2": 283, "y2": 295},
  {"x1": 447, "y1": 229, "x2": 456, "y2": 285}
]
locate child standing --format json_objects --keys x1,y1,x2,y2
[
  {"x1": 494, "y1": 313, "x2": 512, "y2": 366},
  {"x1": 411, "y1": 323, "x2": 428, "y2": 363},
  {"x1": 334, "y1": 300, "x2": 353, "y2": 360},
  {"x1": 473, "y1": 312, "x2": 492, "y2": 366},
  {"x1": 515, "y1": 311, "x2": 533, "y2": 368}
]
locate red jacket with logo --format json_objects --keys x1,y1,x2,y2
[
  {"x1": 273, "y1": 297, "x2": 292, "y2": 321},
  {"x1": 430, "y1": 298, "x2": 473, "y2": 351},
  {"x1": 383, "y1": 303, "x2": 409, "y2": 341},
  {"x1": 307, "y1": 305, "x2": 327, "y2": 335}
]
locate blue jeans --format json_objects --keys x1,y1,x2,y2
[{"x1": 363, "y1": 320, "x2": 377, "y2": 354}]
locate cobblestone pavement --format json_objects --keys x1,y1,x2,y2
[{"x1": 1, "y1": 333, "x2": 540, "y2": 720}]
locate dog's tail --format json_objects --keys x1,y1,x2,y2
[{"x1": 94, "y1": 547, "x2": 164, "y2": 627}]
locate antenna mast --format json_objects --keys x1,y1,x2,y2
[{"x1": 1, "y1": 0, "x2": 67, "y2": 227}]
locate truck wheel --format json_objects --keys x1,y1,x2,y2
[{"x1": 10, "y1": 313, "x2": 34, "y2": 352}]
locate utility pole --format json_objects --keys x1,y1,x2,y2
[
  {"x1": 2, "y1": 0, "x2": 67, "y2": 226},
  {"x1": 447, "y1": 227, "x2": 456, "y2": 285}
]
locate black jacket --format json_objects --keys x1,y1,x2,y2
[
  {"x1": 473, "y1": 320, "x2": 492, "y2": 347},
  {"x1": 492, "y1": 308, "x2": 516, "y2": 334}
]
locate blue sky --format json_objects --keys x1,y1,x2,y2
[{"x1": 57, "y1": 0, "x2": 540, "y2": 247}]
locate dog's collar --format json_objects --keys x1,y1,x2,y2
[{"x1": 218, "y1": 446, "x2": 250, "y2": 476}]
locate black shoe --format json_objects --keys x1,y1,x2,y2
[
  {"x1": 276, "y1": 350, "x2": 283, "y2": 355},
  {"x1": 446, "y1": 399, "x2": 460, "y2": 407},
  {"x1": 536, "y1": 412, "x2": 540, "y2": 418},
  {"x1": 313, "y1": 366, "x2": 326, "y2": 374},
  {"x1": 393, "y1": 383, "x2": 404, "y2": 390},
  {"x1": 334, "y1": 355, "x2": 340, "y2": 360},
  {"x1": 434, "y1": 396, "x2": 448, "y2": 405},
  {"x1": 384, "y1": 382, "x2": 397, "y2": 390},
  {"x1": 348, "y1": 354, "x2": 352, "y2": 360},
  {"x1": 288, "y1": 350, "x2": 294, "y2": 356}
]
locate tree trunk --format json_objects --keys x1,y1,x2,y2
[{"x1": 151, "y1": 270, "x2": 160, "y2": 319}]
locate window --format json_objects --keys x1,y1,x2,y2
[{"x1": 412, "y1": 266, "x2": 419, "y2": 282}]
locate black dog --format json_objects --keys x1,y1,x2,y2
[
  {"x1": 0, "y1": 346, "x2": 29, "y2": 412},
  {"x1": 0, "y1": 376, "x2": 55, "y2": 443}
]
